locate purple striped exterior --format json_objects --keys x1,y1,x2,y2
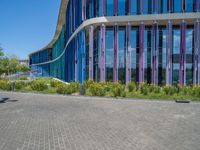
[
  {"x1": 152, "y1": 22, "x2": 159, "y2": 84},
  {"x1": 198, "y1": 21, "x2": 200, "y2": 85},
  {"x1": 126, "y1": 23, "x2": 131, "y2": 84},
  {"x1": 100, "y1": 24, "x2": 106, "y2": 82},
  {"x1": 194, "y1": 20, "x2": 200, "y2": 84},
  {"x1": 194, "y1": 0, "x2": 199, "y2": 11},
  {"x1": 113, "y1": 24, "x2": 118, "y2": 82},
  {"x1": 74, "y1": 37, "x2": 77, "y2": 81},
  {"x1": 139, "y1": 22, "x2": 145, "y2": 83},
  {"x1": 166, "y1": 20, "x2": 172, "y2": 85},
  {"x1": 180, "y1": 21, "x2": 186, "y2": 85},
  {"x1": 89, "y1": 25, "x2": 94, "y2": 80}
]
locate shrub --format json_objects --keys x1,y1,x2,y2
[
  {"x1": 0, "y1": 80, "x2": 7, "y2": 90},
  {"x1": 139, "y1": 83, "x2": 149, "y2": 95},
  {"x1": 163, "y1": 86, "x2": 178, "y2": 95},
  {"x1": 19, "y1": 76, "x2": 28, "y2": 80},
  {"x1": 88, "y1": 82, "x2": 106, "y2": 96},
  {"x1": 127, "y1": 82, "x2": 136, "y2": 92},
  {"x1": 190, "y1": 86, "x2": 200, "y2": 97},
  {"x1": 56, "y1": 83, "x2": 80, "y2": 95},
  {"x1": 50, "y1": 80, "x2": 62, "y2": 88},
  {"x1": 111, "y1": 83, "x2": 126, "y2": 97},
  {"x1": 83, "y1": 80, "x2": 94, "y2": 89},
  {"x1": 152, "y1": 85, "x2": 161, "y2": 94},
  {"x1": 14, "y1": 81, "x2": 27, "y2": 90},
  {"x1": 30, "y1": 80, "x2": 48, "y2": 91}
]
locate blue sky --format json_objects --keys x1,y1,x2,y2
[{"x1": 0, "y1": 0, "x2": 61, "y2": 59}]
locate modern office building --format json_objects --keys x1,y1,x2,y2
[{"x1": 29, "y1": 0, "x2": 200, "y2": 85}]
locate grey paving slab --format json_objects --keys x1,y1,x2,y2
[{"x1": 0, "y1": 91, "x2": 200, "y2": 150}]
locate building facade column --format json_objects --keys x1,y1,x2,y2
[
  {"x1": 74, "y1": 37, "x2": 78, "y2": 82},
  {"x1": 166, "y1": 20, "x2": 173, "y2": 85},
  {"x1": 194, "y1": 20, "x2": 200, "y2": 84},
  {"x1": 113, "y1": 24, "x2": 118, "y2": 82},
  {"x1": 180, "y1": 21, "x2": 187, "y2": 85},
  {"x1": 81, "y1": 30, "x2": 86, "y2": 83},
  {"x1": 89, "y1": 25, "x2": 94, "y2": 80},
  {"x1": 194, "y1": 0, "x2": 199, "y2": 12},
  {"x1": 168, "y1": 0, "x2": 173, "y2": 13},
  {"x1": 153, "y1": 0, "x2": 159, "y2": 14},
  {"x1": 140, "y1": 0, "x2": 143, "y2": 14},
  {"x1": 102, "y1": 0, "x2": 106, "y2": 16},
  {"x1": 100, "y1": 24, "x2": 106, "y2": 82},
  {"x1": 139, "y1": 22, "x2": 145, "y2": 83},
  {"x1": 82, "y1": 0, "x2": 86, "y2": 21},
  {"x1": 126, "y1": 23, "x2": 131, "y2": 84},
  {"x1": 152, "y1": 21, "x2": 159, "y2": 84},
  {"x1": 127, "y1": 0, "x2": 131, "y2": 15}
]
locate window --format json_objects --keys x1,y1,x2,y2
[
  {"x1": 185, "y1": 0, "x2": 193, "y2": 12},
  {"x1": 173, "y1": 0, "x2": 182, "y2": 12},
  {"x1": 118, "y1": 28, "x2": 126, "y2": 83},
  {"x1": 106, "y1": 0, "x2": 114, "y2": 16},
  {"x1": 158, "y1": 27, "x2": 167, "y2": 84},
  {"x1": 186, "y1": 29, "x2": 194, "y2": 84},
  {"x1": 143, "y1": 0, "x2": 152, "y2": 14},
  {"x1": 144, "y1": 27, "x2": 152, "y2": 83},
  {"x1": 172, "y1": 28, "x2": 180, "y2": 84},
  {"x1": 98, "y1": 0, "x2": 103, "y2": 16},
  {"x1": 131, "y1": 27, "x2": 139, "y2": 82},
  {"x1": 118, "y1": 0, "x2": 126, "y2": 15},
  {"x1": 131, "y1": 0, "x2": 138, "y2": 15},
  {"x1": 105, "y1": 28, "x2": 114, "y2": 81},
  {"x1": 161, "y1": 0, "x2": 168, "y2": 13}
]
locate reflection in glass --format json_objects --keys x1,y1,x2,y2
[
  {"x1": 118, "y1": 28, "x2": 126, "y2": 83},
  {"x1": 185, "y1": 0, "x2": 193, "y2": 12},
  {"x1": 158, "y1": 28, "x2": 167, "y2": 84},
  {"x1": 172, "y1": 28, "x2": 180, "y2": 84},
  {"x1": 131, "y1": 28, "x2": 139, "y2": 82},
  {"x1": 186, "y1": 29, "x2": 193, "y2": 84},
  {"x1": 105, "y1": 28, "x2": 114, "y2": 81},
  {"x1": 144, "y1": 28, "x2": 151, "y2": 83}
]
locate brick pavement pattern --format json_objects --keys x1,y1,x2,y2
[{"x1": 0, "y1": 92, "x2": 200, "y2": 150}]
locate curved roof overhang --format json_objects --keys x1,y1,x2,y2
[{"x1": 29, "y1": 0, "x2": 68, "y2": 56}]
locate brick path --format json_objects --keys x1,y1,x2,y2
[{"x1": 0, "y1": 92, "x2": 200, "y2": 150}]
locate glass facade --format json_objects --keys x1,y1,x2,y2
[
  {"x1": 29, "y1": 0, "x2": 200, "y2": 85},
  {"x1": 105, "y1": 28, "x2": 114, "y2": 81}
]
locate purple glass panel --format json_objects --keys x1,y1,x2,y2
[
  {"x1": 180, "y1": 21, "x2": 186, "y2": 85},
  {"x1": 140, "y1": 0, "x2": 143, "y2": 14},
  {"x1": 198, "y1": 21, "x2": 200, "y2": 84},
  {"x1": 139, "y1": 22, "x2": 144, "y2": 83},
  {"x1": 126, "y1": 23, "x2": 131, "y2": 84},
  {"x1": 166, "y1": 20, "x2": 172, "y2": 85},
  {"x1": 74, "y1": 37, "x2": 77, "y2": 81},
  {"x1": 113, "y1": 24, "x2": 118, "y2": 82},
  {"x1": 194, "y1": 0, "x2": 199, "y2": 11},
  {"x1": 195, "y1": 20, "x2": 200, "y2": 84},
  {"x1": 100, "y1": 24, "x2": 106, "y2": 82},
  {"x1": 89, "y1": 25, "x2": 94, "y2": 80}
]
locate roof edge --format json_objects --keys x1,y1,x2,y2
[{"x1": 29, "y1": 0, "x2": 67, "y2": 56}]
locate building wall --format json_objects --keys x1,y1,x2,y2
[{"x1": 29, "y1": 0, "x2": 200, "y2": 85}]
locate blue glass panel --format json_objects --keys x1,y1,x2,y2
[
  {"x1": 186, "y1": 29, "x2": 193, "y2": 84},
  {"x1": 106, "y1": 0, "x2": 114, "y2": 16},
  {"x1": 143, "y1": 0, "x2": 151, "y2": 14},
  {"x1": 172, "y1": 28, "x2": 180, "y2": 84},
  {"x1": 174, "y1": 0, "x2": 182, "y2": 12},
  {"x1": 161, "y1": 0, "x2": 168, "y2": 13},
  {"x1": 105, "y1": 28, "x2": 114, "y2": 81},
  {"x1": 118, "y1": 28, "x2": 126, "y2": 83},
  {"x1": 131, "y1": 28, "x2": 138, "y2": 81},
  {"x1": 131, "y1": 0, "x2": 138, "y2": 15},
  {"x1": 185, "y1": 0, "x2": 194, "y2": 12},
  {"x1": 98, "y1": 0, "x2": 103, "y2": 16},
  {"x1": 118, "y1": 0, "x2": 126, "y2": 15}
]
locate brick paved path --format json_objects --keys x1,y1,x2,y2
[{"x1": 0, "y1": 92, "x2": 200, "y2": 150}]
